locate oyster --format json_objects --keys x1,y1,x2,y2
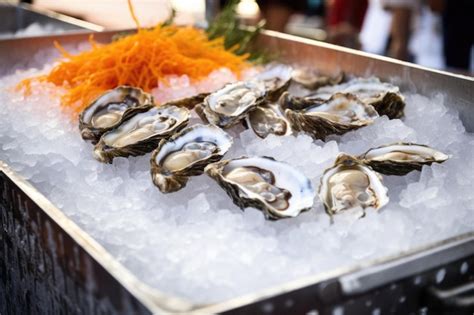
[
  {"x1": 254, "y1": 64, "x2": 293, "y2": 102},
  {"x1": 279, "y1": 91, "x2": 326, "y2": 111},
  {"x1": 198, "y1": 81, "x2": 267, "y2": 128},
  {"x1": 165, "y1": 92, "x2": 209, "y2": 110},
  {"x1": 285, "y1": 93, "x2": 379, "y2": 140},
  {"x1": 205, "y1": 156, "x2": 315, "y2": 220},
  {"x1": 93, "y1": 105, "x2": 189, "y2": 163},
  {"x1": 292, "y1": 68, "x2": 344, "y2": 90},
  {"x1": 319, "y1": 154, "x2": 389, "y2": 216},
  {"x1": 359, "y1": 143, "x2": 449, "y2": 175},
  {"x1": 308, "y1": 77, "x2": 405, "y2": 119},
  {"x1": 246, "y1": 102, "x2": 292, "y2": 138},
  {"x1": 151, "y1": 124, "x2": 233, "y2": 193},
  {"x1": 79, "y1": 86, "x2": 154, "y2": 143}
]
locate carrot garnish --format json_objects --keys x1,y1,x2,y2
[{"x1": 18, "y1": 24, "x2": 249, "y2": 117}]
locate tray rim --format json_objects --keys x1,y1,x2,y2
[{"x1": 1, "y1": 29, "x2": 473, "y2": 313}]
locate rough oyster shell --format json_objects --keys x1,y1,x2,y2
[
  {"x1": 164, "y1": 92, "x2": 209, "y2": 110},
  {"x1": 198, "y1": 81, "x2": 267, "y2": 128},
  {"x1": 319, "y1": 154, "x2": 389, "y2": 216},
  {"x1": 254, "y1": 64, "x2": 293, "y2": 102},
  {"x1": 308, "y1": 77, "x2": 405, "y2": 119},
  {"x1": 285, "y1": 93, "x2": 379, "y2": 140},
  {"x1": 205, "y1": 156, "x2": 315, "y2": 220},
  {"x1": 246, "y1": 102, "x2": 292, "y2": 138},
  {"x1": 93, "y1": 105, "x2": 189, "y2": 163},
  {"x1": 150, "y1": 124, "x2": 233, "y2": 193},
  {"x1": 279, "y1": 91, "x2": 326, "y2": 111},
  {"x1": 79, "y1": 86, "x2": 154, "y2": 143},
  {"x1": 359, "y1": 143, "x2": 449, "y2": 175},
  {"x1": 292, "y1": 68, "x2": 344, "y2": 90}
]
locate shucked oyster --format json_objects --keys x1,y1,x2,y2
[
  {"x1": 254, "y1": 64, "x2": 293, "y2": 102},
  {"x1": 319, "y1": 154, "x2": 389, "y2": 216},
  {"x1": 246, "y1": 102, "x2": 292, "y2": 138},
  {"x1": 285, "y1": 93, "x2": 379, "y2": 140},
  {"x1": 93, "y1": 105, "x2": 189, "y2": 163},
  {"x1": 308, "y1": 77, "x2": 405, "y2": 119},
  {"x1": 359, "y1": 143, "x2": 449, "y2": 175},
  {"x1": 279, "y1": 91, "x2": 326, "y2": 111},
  {"x1": 79, "y1": 86, "x2": 154, "y2": 143},
  {"x1": 292, "y1": 68, "x2": 344, "y2": 90},
  {"x1": 205, "y1": 156, "x2": 315, "y2": 220},
  {"x1": 197, "y1": 81, "x2": 267, "y2": 128},
  {"x1": 151, "y1": 124, "x2": 233, "y2": 193}
]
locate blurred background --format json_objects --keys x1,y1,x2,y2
[{"x1": 1, "y1": 0, "x2": 473, "y2": 74}]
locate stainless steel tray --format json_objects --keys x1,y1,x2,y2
[
  {"x1": 1, "y1": 30, "x2": 473, "y2": 315},
  {"x1": 0, "y1": 3, "x2": 102, "y2": 39}
]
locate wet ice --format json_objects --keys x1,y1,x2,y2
[{"x1": 0, "y1": 64, "x2": 473, "y2": 304}]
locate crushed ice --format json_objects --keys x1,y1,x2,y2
[{"x1": 1, "y1": 63, "x2": 473, "y2": 304}]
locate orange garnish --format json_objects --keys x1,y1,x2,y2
[{"x1": 18, "y1": 24, "x2": 249, "y2": 117}]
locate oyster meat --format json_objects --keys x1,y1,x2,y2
[
  {"x1": 319, "y1": 154, "x2": 389, "y2": 216},
  {"x1": 79, "y1": 86, "x2": 154, "y2": 143},
  {"x1": 308, "y1": 77, "x2": 405, "y2": 119},
  {"x1": 247, "y1": 102, "x2": 292, "y2": 138},
  {"x1": 205, "y1": 156, "x2": 315, "y2": 220},
  {"x1": 292, "y1": 68, "x2": 344, "y2": 90},
  {"x1": 254, "y1": 64, "x2": 293, "y2": 102},
  {"x1": 93, "y1": 105, "x2": 189, "y2": 163},
  {"x1": 359, "y1": 143, "x2": 449, "y2": 175},
  {"x1": 285, "y1": 93, "x2": 379, "y2": 140},
  {"x1": 197, "y1": 81, "x2": 266, "y2": 128},
  {"x1": 151, "y1": 124, "x2": 233, "y2": 193}
]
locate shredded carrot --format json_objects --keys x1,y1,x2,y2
[{"x1": 17, "y1": 24, "x2": 249, "y2": 117}]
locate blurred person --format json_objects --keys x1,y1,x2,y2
[
  {"x1": 381, "y1": 0, "x2": 420, "y2": 61},
  {"x1": 382, "y1": 0, "x2": 473, "y2": 71},
  {"x1": 326, "y1": 0, "x2": 368, "y2": 48},
  {"x1": 256, "y1": 0, "x2": 324, "y2": 32},
  {"x1": 437, "y1": 0, "x2": 474, "y2": 71}
]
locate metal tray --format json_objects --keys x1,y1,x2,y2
[
  {"x1": 0, "y1": 3, "x2": 102, "y2": 39},
  {"x1": 1, "y1": 30, "x2": 473, "y2": 315}
]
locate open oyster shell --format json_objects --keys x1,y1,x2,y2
[
  {"x1": 254, "y1": 64, "x2": 293, "y2": 102},
  {"x1": 285, "y1": 93, "x2": 379, "y2": 140},
  {"x1": 79, "y1": 86, "x2": 154, "y2": 143},
  {"x1": 359, "y1": 143, "x2": 449, "y2": 175},
  {"x1": 198, "y1": 81, "x2": 267, "y2": 128},
  {"x1": 246, "y1": 102, "x2": 292, "y2": 138},
  {"x1": 292, "y1": 68, "x2": 344, "y2": 90},
  {"x1": 93, "y1": 105, "x2": 189, "y2": 163},
  {"x1": 150, "y1": 124, "x2": 233, "y2": 193},
  {"x1": 279, "y1": 91, "x2": 326, "y2": 111},
  {"x1": 205, "y1": 156, "x2": 315, "y2": 220},
  {"x1": 308, "y1": 77, "x2": 405, "y2": 119},
  {"x1": 164, "y1": 92, "x2": 210, "y2": 110},
  {"x1": 319, "y1": 154, "x2": 389, "y2": 216}
]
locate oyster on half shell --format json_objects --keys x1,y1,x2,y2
[
  {"x1": 319, "y1": 154, "x2": 389, "y2": 216},
  {"x1": 308, "y1": 77, "x2": 405, "y2": 119},
  {"x1": 151, "y1": 124, "x2": 233, "y2": 193},
  {"x1": 197, "y1": 81, "x2": 267, "y2": 128},
  {"x1": 205, "y1": 156, "x2": 315, "y2": 220},
  {"x1": 254, "y1": 64, "x2": 293, "y2": 102},
  {"x1": 247, "y1": 102, "x2": 292, "y2": 138},
  {"x1": 79, "y1": 86, "x2": 154, "y2": 143},
  {"x1": 279, "y1": 91, "x2": 326, "y2": 111},
  {"x1": 285, "y1": 93, "x2": 379, "y2": 140},
  {"x1": 93, "y1": 105, "x2": 189, "y2": 163},
  {"x1": 359, "y1": 143, "x2": 449, "y2": 175},
  {"x1": 292, "y1": 68, "x2": 344, "y2": 90}
]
